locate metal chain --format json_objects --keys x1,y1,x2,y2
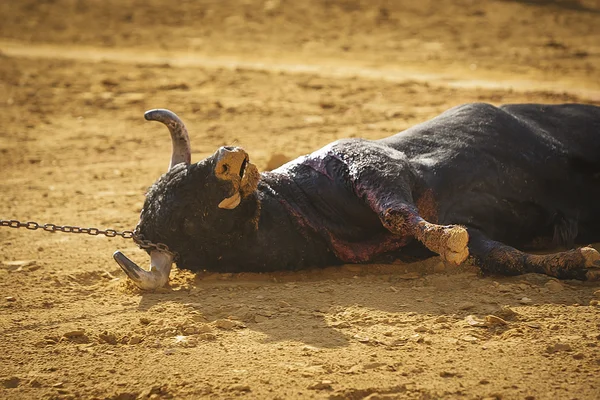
[{"x1": 0, "y1": 219, "x2": 177, "y2": 259}]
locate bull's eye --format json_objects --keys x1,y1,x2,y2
[{"x1": 221, "y1": 164, "x2": 229, "y2": 174}]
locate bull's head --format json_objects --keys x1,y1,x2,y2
[{"x1": 113, "y1": 109, "x2": 260, "y2": 290}]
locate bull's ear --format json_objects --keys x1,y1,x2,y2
[{"x1": 218, "y1": 192, "x2": 241, "y2": 209}]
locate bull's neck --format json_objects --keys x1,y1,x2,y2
[{"x1": 252, "y1": 173, "x2": 337, "y2": 268}]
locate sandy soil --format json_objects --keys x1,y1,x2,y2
[{"x1": 1, "y1": 1, "x2": 600, "y2": 399}]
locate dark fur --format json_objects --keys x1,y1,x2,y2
[{"x1": 137, "y1": 103, "x2": 600, "y2": 278}]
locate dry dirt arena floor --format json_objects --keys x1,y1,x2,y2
[{"x1": 1, "y1": 1, "x2": 600, "y2": 399}]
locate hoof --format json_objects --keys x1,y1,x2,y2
[
  {"x1": 445, "y1": 226, "x2": 469, "y2": 252},
  {"x1": 442, "y1": 226, "x2": 469, "y2": 264},
  {"x1": 581, "y1": 247, "x2": 600, "y2": 280},
  {"x1": 580, "y1": 246, "x2": 600, "y2": 268},
  {"x1": 445, "y1": 248, "x2": 470, "y2": 264}
]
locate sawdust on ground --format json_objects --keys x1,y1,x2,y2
[{"x1": 1, "y1": 1, "x2": 600, "y2": 399}]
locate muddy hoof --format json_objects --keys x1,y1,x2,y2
[{"x1": 442, "y1": 226, "x2": 469, "y2": 264}]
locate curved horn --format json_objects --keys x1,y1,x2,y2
[
  {"x1": 144, "y1": 109, "x2": 191, "y2": 170},
  {"x1": 113, "y1": 250, "x2": 173, "y2": 290}
]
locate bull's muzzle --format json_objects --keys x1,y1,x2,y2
[{"x1": 215, "y1": 146, "x2": 258, "y2": 209}]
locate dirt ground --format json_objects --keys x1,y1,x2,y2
[{"x1": 1, "y1": 1, "x2": 600, "y2": 399}]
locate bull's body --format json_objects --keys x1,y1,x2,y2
[{"x1": 115, "y1": 103, "x2": 600, "y2": 289}]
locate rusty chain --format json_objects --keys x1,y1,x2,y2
[{"x1": 0, "y1": 219, "x2": 177, "y2": 259}]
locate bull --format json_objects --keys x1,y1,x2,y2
[{"x1": 114, "y1": 103, "x2": 600, "y2": 289}]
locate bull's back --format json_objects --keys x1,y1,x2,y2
[{"x1": 379, "y1": 102, "x2": 600, "y2": 245}]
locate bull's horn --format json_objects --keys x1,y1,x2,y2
[
  {"x1": 218, "y1": 192, "x2": 241, "y2": 209},
  {"x1": 144, "y1": 109, "x2": 191, "y2": 170},
  {"x1": 113, "y1": 250, "x2": 173, "y2": 290}
]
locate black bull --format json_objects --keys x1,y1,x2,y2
[{"x1": 114, "y1": 102, "x2": 600, "y2": 289}]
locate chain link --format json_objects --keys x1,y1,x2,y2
[{"x1": 0, "y1": 219, "x2": 177, "y2": 259}]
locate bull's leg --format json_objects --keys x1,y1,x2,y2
[
  {"x1": 467, "y1": 229, "x2": 600, "y2": 280},
  {"x1": 349, "y1": 156, "x2": 468, "y2": 264},
  {"x1": 380, "y1": 207, "x2": 470, "y2": 264}
]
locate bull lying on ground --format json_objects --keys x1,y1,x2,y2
[{"x1": 114, "y1": 103, "x2": 600, "y2": 289}]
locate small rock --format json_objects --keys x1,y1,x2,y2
[
  {"x1": 485, "y1": 315, "x2": 508, "y2": 326},
  {"x1": 198, "y1": 333, "x2": 217, "y2": 341},
  {"x1": 590, "y1": 300, "x2": 599, "y2": 306},
  {"x1": 465, "y1": 315, "x2": 486, "y2": 327},
  {"x1": 497, "y1": 284, "x2": 513, "y2": 293},
  {"x1": 190, "y1": 314, "x2": 207, "y2": 323},
  {"x1": 546, "y1": 343, "x2": 572, "y2": 353},
  {"x1": 254, "y1": 315, "x2": 269, "y2": 323},
  {"x1": 362, "y1": 362, "x2": 386, "y2": 370},
  {"x1": 353, "y1": 334, "x2": 370, "y2": 343},
  {"x1": 461, "y1": 335, "x2": 479, "y2": 343},
  {"x1": 495, "y1": 306, "x2": 519, "y2": 320},
  {"x1": 63, "y1": 329, "x2": 86, "y2": 339},
  {"x1": 1, "y1": 260, "x2": 36, "y2": 271},
  {"x1": 301, "y1": 345, "x2": 320, "y2": 353},
  {"x1": 439, "y1": 371, "x2": 456, "y2": 377},
  {"x1": 98, "y1": 332, "x2": 118, "y2": 345},
  {"x1": 2, "y1": 376, "x2": 21, "y2": 389},
  {"x1": 545, "y1": 280, "x2": 564, "y2": 292},
  {"x1": 308, "y1": 380, "x2": 333, "y2": 390},
  {"x1": 5, "y1": 296, "x2": 16, "y2": 302},
  {"x1": 525, "y1": 322, "x2": 541, "y2": 329},
  {"x1": 139, "y1": 317, "x2": 152, "y2": 325},
  {"x1": 214, "y1": 319, "x2": 236, "y2": 330},
  {"x1": 414, "y1": 326, "x2": 429, "y2": 333},
  {"x1": 458, "y1": 302, "x2": 475, "y2": 310},
  {"x1": 435, "y1": 316, "x2": 448, "y2": 323},
  {"x1": 501, "y1": 328, "x2": 525, "y2": 339},
  {"x1": 52, "y1": 382, "x2": 64, "y2": 388},
  {"x1": 229, "y1": 384, "x2": 251, "y2": 392},
  {"x1": 573, "y1": 353, "x2": 585, "y2": 360},
  {"x1": 128, "y1": 336, "x2": 143, "y2": 345},
  {"x1": 196, "y1": 324, "x2": 213, "y2": 334},
  {"x1": 183, "y1": 327, "x2": 197, "y2": 335},
  {"x1": 28, "y1": 378, "x2": 42, "y2": 388},
  {"x1": 519, "y1": 297, "x2": 532, "y2": 305}
]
